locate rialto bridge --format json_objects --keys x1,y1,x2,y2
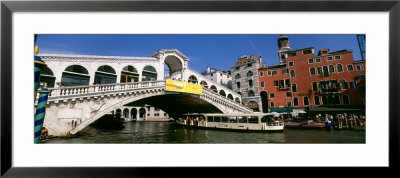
[{"x1": 37, "y1": 49, "x2": 252, "y2": 136}]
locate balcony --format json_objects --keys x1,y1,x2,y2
[{"x1": 319, "y1": 88, "x2": 340, "y2": 94}]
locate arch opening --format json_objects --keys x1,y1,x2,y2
[
  {"x1": 121, "y1": 65, "x2": 139, "y2": 83},
  {"x1": 142, "y1": 65, "x2": 157, "y2": 81},
  {"x1": 61, "y1": 65, "x2": 90, "y2": 86},
  {"x1": 94, "y1": 65, "x2": 117, "y2": 84}
]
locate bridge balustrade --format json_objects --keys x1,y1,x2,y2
[{"x1": 47, "y1": 80, "x2": 166, "y2": 98}]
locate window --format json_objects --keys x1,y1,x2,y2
[
  {"x1": 314, "y1": 96, "x2": 320, "y2": 105},
  {"x1": 248, "y1": 116, "x2": 259, "y2": 123},
  {"x1": 286, "y1": 92, "x2": 292, "y2": 97},
  {"x1": 238, "y1": 116, "x2": 247, "y2": 123},
  {"x1": 317, "y1": 67, "x2": 322, "y2": 75},
  {"x1": 327, "y1": 56, "x2": 333, "y2": 61},
  {"x1": 315, "y1": 58, "x2": 321, "y2": 63},
  {"x1": 247, "y1": 63, "x2": 252, "y2": 67},
  {"x1": 287, "y1": 101, "x2": 292, "y2": 107},
  {"x1": 310, "y1": 67, "x2": 316, "y2": 75},
  {"x1": 272, "y1": 71, "x2": 277, "y2": 75},
  {"x1": 268, "y1": 71, "x2": 272, "y2": 76},
  {"x1": 222, "y1": 116, "x2": 229, "y2": 123},
  {"x1": 356, "y1": 65, "x2": 364, "y2": 70},
  {"x1": 337, "y1": 64, "x2": 343, "y2": 72},
  {"x1": 303, "y1": 49, "x2": 312, "y2": 54},
  {"x1": 293, "y1": 97, "x2": 299, "y2": 106},
  {"x1": 357, "y1": 75, "x2": 366, "y2": 80},
  {"x1": 270, "y1": 93, "x2": 274, "y2": 98},
  {"x1": 270, "y1": 102, "x2": 275, "y2": 108},
  {"x1": 260, "y1": 81, "x2": 265, "y2": 88},
  {"x1": 304, "y1": 96, "x2": 309, "y2": 106},
  {"x1": 229, "y1": 116, "x2": 237, "y2": 123},
  {"x1": 260, "y1": 72, "x2": 264, "y2": 77},
  {"x1": 235, "y1": 73, "x2": 241, "y2": 79},
  {"x1": 323, "y1": 66, "x2": 329, "y2": 77},
  {"x1": 282, "y1": 69, "x2": 288, "y2": 74},
  {"x1": 335, "y1": 55, "x2": 341, "y2": 60},
  {"x1": 214, "y1": 116, "x2": 221, "y2": 122},
  {"x1": 236, "y1": 82, "x2": 240, "y2": 88},
  {"x1": 329, "y1": 65, "x2": 335, "y2": 73},
  {"x1": 292, "y1": 84, "x2": 297, "y2": 92},
  {"x1": 349, "y1": 81, "x2": 357, "y2": 89},
  {"x1": 236, "y1": 66, "x2": 240, "y2": 70},
  {"x1": 248, "y1": 90, "x2": 255, "y2": 97},
  {"x1": 247, "y1": 71, "x2": 253, "y2": 77},
  {"x1": 347, "y1": 65, "x2": 354, "y2": 71},
  {"x1": 290, "y1": 70, "x2": 295, "y2": 78},
  {"x1": 312, "y1": 82, "x2": 318, "y2": 91},
  {"x1": 340, "y1": 80, "x2": 348, "y2": 90},
  {"x1": 207, "y1": 116, "x2": 213, "y2": 122},
  {"x1": 289, "y1": 61, "x2": 294, "y2": 66},
  {"x1": 308, "y1": 58, "x2": 314, "y2": 64},
  {"x1": 273, "y1": 80, "x2": 278, "y2": 87},
  {"x1": 342, "y1": 95, "x2": 350, "y2": 105},
  {"x1": 248, "y1": 80, "x2": 253, "y2": 87}
]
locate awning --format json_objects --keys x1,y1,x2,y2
[
  {"x1": 246, "y1": 104, "x2": 259, "y2": 109},
  {"x1": 270, "y1": 107, "x2": 293, "y2": 113},
  {"x1": 306, "y1": 106, "x2": 363, "y2": 113}
]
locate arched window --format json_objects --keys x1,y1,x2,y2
[
  {"x1": 39, "y1": 66, "x2": 56, "y2": 88},
  {"x1": 314, "y1": 96, "x2": 321, "y2": 105},
  {"x1": 200, "y1": 80, "x2": 208, "y2": 88},
  {"x1": 342, "y1": 95, "x2": 350, "y2": 104},
  {"x1": 121, "y1": 65, "x2": 139, "y2": 83},
  {"x1": 317, "y1": 67, "x2": 322, "y2": 75},
  {"x1": 290, "y1": 70, "x2": 295, "y2": 77},
  {"x1": 293, "y1": 97, "x2": 299, "y2": 106},
  {"x1": 188, "y1": 75, "x2": 198, "y2": 84},
  {"x1": 337, "y1": 64, "x2": 343, "y2": 72},
  {"x1": 130, "y1": 108, "x2": 137, "y2": 119},
  {"x1": 310, "y1": 67, "x2": 316, "y2": 75},
  {"x1": 219, "y1": 90, "x2": 226, "y2": 97},
  {"x1": 227, "y1": 94, "x2": 233, "y2": 100},
  {"x1": 95, "y1": 65, "x2": 117, "y2": 84},
  {"x1": 340, "y1": 79, "x2": 348, "y2": 90},
  {"x1": 116, "y1": 109, "x2": 122, "y2": 117},
  {"x1": 312, "y1": 82, "x2": 318, "y2": 92},
  {"x1": 292, "y1": 84, "x2": 297, "y2": 92},
  {"x1": 248, "y1": 90, "x2": 255, "y2": 97},
  {"x1": 234, "y1": 97, "x2": 240, "y2": 103},
  {"x1": 323, "y1": 66, "x2": 329, "y2": 76},
  {"x1": 139, "y1": 108, "x2": 146, "y2": 119},
  {"x1": 304, "y1": 96, "x2": 309, "y2": 106},
  {"x1": 247, "y1": 71, "x2": 253, "y2": 77},
  {"x1": 142, "y1": 65, "x2": 157, "y2": 81},
  {"x1": 235, "y1": 73, "x2": 241, "y2": 79},
  {"x1": 61, "y1": 65, "x2": 90, "y2": 86},
  {"x1": 329, "y1": 65, "x2": 335, "y2": 73},
  {"x1": 210, "y1": 85, "x2": 218, "y2": 93}
]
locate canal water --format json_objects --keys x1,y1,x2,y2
[{"x1": 43, "y1": 121, "x2": 365, "y2": 144}]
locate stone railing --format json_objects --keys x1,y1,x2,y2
[
  {"x1": 47, "y1": 80, "x2": 166, "y2": 101},
  {"x1": 201, "y1": 87, "x2": 252, "y2": 113}
]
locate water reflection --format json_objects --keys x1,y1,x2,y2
[{"x1": 44, "y1": 121, "x2": 365, "y2": 144}]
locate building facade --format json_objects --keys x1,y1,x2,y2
[
  {"x1": 201, "y1": 66, "x2": 232, "y2": 89},
  {"x1": 259, "y1": 35, "x2": 366, "y2": 113},
  {"x1": 231, "y1": 55, "x2": 265, "y2": 111}
]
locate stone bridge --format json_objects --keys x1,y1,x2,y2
[{"x1": 37, "y1": 49, "x2": 252, "y2": 136}]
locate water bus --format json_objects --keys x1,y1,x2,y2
[{"x1": 177, "y1": 113, "x2": 284, "y2": 131}]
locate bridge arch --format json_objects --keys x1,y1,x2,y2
[
  {"x1": 61, "y1": 64, "x2": 90, "y2": 86},
  {"x1": 164, "y1": 55, "x2": 183, "y2": 77},
  {"x1": 227, "y1": 94, "x2": 233, "y2": 100},
  {"x1": 200, "y1": 80, "x2": 208, "y2": 88},
  {"x1": 188, "y1": 75, "x2": 198, "y2": 84},
  {"x1": 121, "y1": 65, "x2": 139, "y2": 83},
  {"x1": 142, "y1": 65, "x2": 158, "y2": 81},
  {"x1": 219, "y1": 90, "x2": 226, "y2": 97},
  {"x1": 40, "y1": 66, "x2": 56, "y2": 88},
  {"x1": 94, "y1": 65, "x2": 117, "y2": 84},
  {"x1": 210, "y1": 85, "x2": 218, "y2": 93}
]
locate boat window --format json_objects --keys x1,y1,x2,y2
[
  {"x1": 229, "y1": 116, "x2": 237, "y2": 123},
  {"x1": 214, "y1": 116, "x2": 221, "y2": 122},
  {"x1": 261, "y1": 115, "x2": 274, "y2": 123},
  {"x1": 222, "y1": 116, "x2": 229, "y2": 123},
  {"x1": 207, "y1": 116, "x2": 213, "y2": 122},
  {"x1": 248, "y1": 116, "x2": 259, "y2": 123},
  {"x1": 238, "y1": 116, "x2": 246, "y2": 123}
]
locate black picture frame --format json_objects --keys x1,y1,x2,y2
[{"x1": 1, "y1": 0, "x2": 399, "y2": 177}]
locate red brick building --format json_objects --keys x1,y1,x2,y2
[{"x1": 258, "y1": 35, "x2": 366, "y2": 113}]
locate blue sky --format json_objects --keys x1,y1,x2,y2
[{"x1": 36, "y1": 34, "x2": 364, "y2": 72}]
